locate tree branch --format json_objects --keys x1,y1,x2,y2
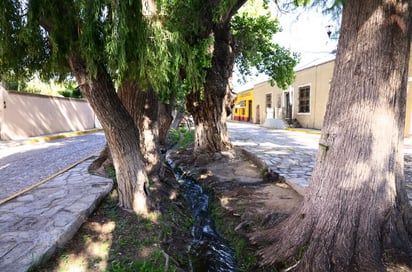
[{"x1": 222, "y1": 0, "x2": 247, "y2": 24}]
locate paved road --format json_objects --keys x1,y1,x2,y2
[{"x1": 0, "y1": 132, "x2": 106, "y2": 201}]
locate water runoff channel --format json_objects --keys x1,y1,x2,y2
[{"x1": 169, "y1": 160, "x2": 237, "y2": 271}]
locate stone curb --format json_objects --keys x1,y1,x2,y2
[
  {"x1": 284, "y1": 128, "x2": 321, "y2": 135},
  {"x1": 281, "y1": 178, "x2": 307, "y2": 196},
  {"x1": 24, "y1": 128, "x2": 103, "y2": 144},
  {"x1": 239, "y1": 147, "x2": 307, "y2": 196},
  {"x1": 0, "y1": 128, "x2": 103, "y2": 149}
]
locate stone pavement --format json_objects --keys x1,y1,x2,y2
[
  {"x1": 0, "y1": 131, "x2": 106, "y2": 201},
  {"x1": 228, "y1": 121, "x2": 412, "y2": 200},
  {"x1": 0, "y1": 133, "x2": 112, "y2": 271},
  {"x1": 228, "y1": 122, "x2": 319, "y2": 195}
]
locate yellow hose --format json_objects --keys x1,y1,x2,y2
[{"x1": 0, "y1": 155, "x2": 95, "y2": 206}]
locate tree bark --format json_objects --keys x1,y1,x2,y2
[
  {"x1": 118, "y1": 81, "x2": 161, "y2": 175},
  {"x1": 89, "y1": 143, "x2": 112, "y2": 177},
  {"x1": 252, "y1": 1, "x2": 412, "y2": 270},
  {"x1": 184, "y1": 0, "x2": 246, "y2": 153},
  {"x1": 170, "y1": 110, "x2": 185, "y2": 130},
  {"x1": 158, "y1": 100, "x2": 174, "y2": 146},
  {"x1": 186, "y1": 21, "x2": 236, "y2": 153},
  {"x1": 67, "y1": 52, "x2": 150, "y2": 214}
]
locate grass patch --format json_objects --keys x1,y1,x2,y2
[
  {"x1": 168, "y1": 127, "x2": 194, "y2": 148},
  {"x1": 209, "y1": 197, "x2": 257, "y2": 272},
  {"x1": 31, "y1": 190, "x2": 182, "y2": 272}
]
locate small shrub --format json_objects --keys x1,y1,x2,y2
[
  {"x1": 168, "y1": 127, "x2": 194, "y2": 148},
  {"x1": 58, "y1": 86, "x2": 82, "y2": 98}
]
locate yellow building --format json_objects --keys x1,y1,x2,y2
[
  {"x1": 249, "y1": 53, "x2": 412, "y2": 137},
  {"x1": 233, "y1": 89, "x2": 254, "y2": 122}
]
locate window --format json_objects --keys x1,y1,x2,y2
[
  {"x1": 265, "y1": 93, "x2": 272, "y2": 109},
  {"x1": 298, "y1": 86, "x2": 310, "y2": 113}
]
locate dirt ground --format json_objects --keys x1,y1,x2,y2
[
  {"x1": 33, "y1": 147, "x2": 303, "y2": 271},
  {"x1": 167, "y1": 147, "x2": 303, "y2": 270},
  {"x1": 168, "y1": 147, "x2": 302, "y2": 223}
]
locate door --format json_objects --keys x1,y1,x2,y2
[
  {"x1": 285, "y1": 92, "x2": 292, "y2": 121},
  {"x1": 248, "y1": 100, "x2": 252, "y2": 122}
]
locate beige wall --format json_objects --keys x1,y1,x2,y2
[
  {"x1": 291, "y1": 60, "x2": 334, "y2": 129},
  {"x1": 0, "y1": 89, "x2": 97, "y2": 140},
  {"x1": 253, "y1": 81, "x2": 284, "y2": 124},
  {"x1": 249, "y1": 51, "x2": 412, "y2": 136}
]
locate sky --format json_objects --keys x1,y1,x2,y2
[
  {"x1": 273, "y1": 6, "x2": 338, "y2": 65},
  {"x1": 233, "y1": 5, "x2": 339, "y2": 92}
]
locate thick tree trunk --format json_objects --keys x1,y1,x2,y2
[
  {"x1": 186, "y1": 22, "x2": 235, "y2": 153},
  {"x1": 67, "y1": 52, "x2": 150, "y2": 214},
  {"x1": 252, "y1": 1, "x2": 412, "y2": 271},
  {"x1": 118, "y1": 81, "x2": 161, "y2": 175}
]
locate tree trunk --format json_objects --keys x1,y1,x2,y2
[
  {"x1": 170, "y1": 110, "x2": 185, "y2": 130},
  {"x1": 89, "y1": 143, "x2": 112, "y2": 177},
  {"x1": 67, "y1": 52, "x2": 150, "y2": 214},
  {"x1": 158, "y1": 100, "x2": 174, "y2": 146},
  {"x1": 118, "y1": 81, "x2": 161, "y2": 175},
  {"x1": 252, "y1": 1, "x2": 412, "y2": 270},
  {"x1": 186, "y1": 21, "x2": 235, "y2": 153}
]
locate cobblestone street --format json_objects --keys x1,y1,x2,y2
[
  {"x1": 0, "y1": 132, "x2": 106, "y2": 200},
  {"x1": 228, "y1": 121, "x2": 412, "y2": 200},
  {"x1": 0, "y1": 132, "x2": 111, "y2": 271}
]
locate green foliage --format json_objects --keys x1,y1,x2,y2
[
  {"x1": 214, "y1": 0, "x2": 238, "y2": 22},
  {"x1": 2, "y1": 0, "x2": 301, "y2": 114},
  {"x1": 3, "y1": 78, "x2": 27, "y2": 91},
  {"x1": 1, "y1": 0, "x2": 217, "y2": 107},
  {"x1": 209, "y1": 198, "x2": 257, "y2": 271},
  {"x1": 232, "y1": 2, "x2": 299, "y2": 89},
  {"x1": 157, "y1": 0, "x2": 215, "y2": 100},
  {"x1": 168, "y1": 127, "x2": 195, "y2": 148},
  {"x1": 168, "y1": 129, "x2": 180, "y2": 146},
  {"x1": 0, "y1": 1, "x2": 30, "y2": 80},
  {"x1": 58, "y1": 87, "x2": 82, "y2": 98}
]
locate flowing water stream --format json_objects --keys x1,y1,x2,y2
[{"x1": 175, "y1": 172, "x2": 237, "y2": 271}]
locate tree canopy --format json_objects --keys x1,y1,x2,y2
[
  {"x1": 232, "y1": 0, "x2": 299, "y2": 89},
  {"x1": 0, "y1": 0, "x2": 211, "y2": 103}
]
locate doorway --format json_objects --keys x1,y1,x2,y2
[
  {"x1": 285, "y1": 92, "x2": 292, "y2": 122},
  {"x1": 248, "y1": 101, "x2": 252, "y2": 122}
]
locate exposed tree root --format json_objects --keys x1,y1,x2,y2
[{"x1": 250, "y1": 202, "x2": 412, "y2": 271}]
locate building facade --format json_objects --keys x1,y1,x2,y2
[
  {"x1": 248, "y1": 54, "x2": 412, "y2": 137},
  {"x1": 291, "y1": 59, "x2": 334, "y2": 129},
  {"x1": 233, "y1": 89, "x2": 254, "y2": 122}
]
